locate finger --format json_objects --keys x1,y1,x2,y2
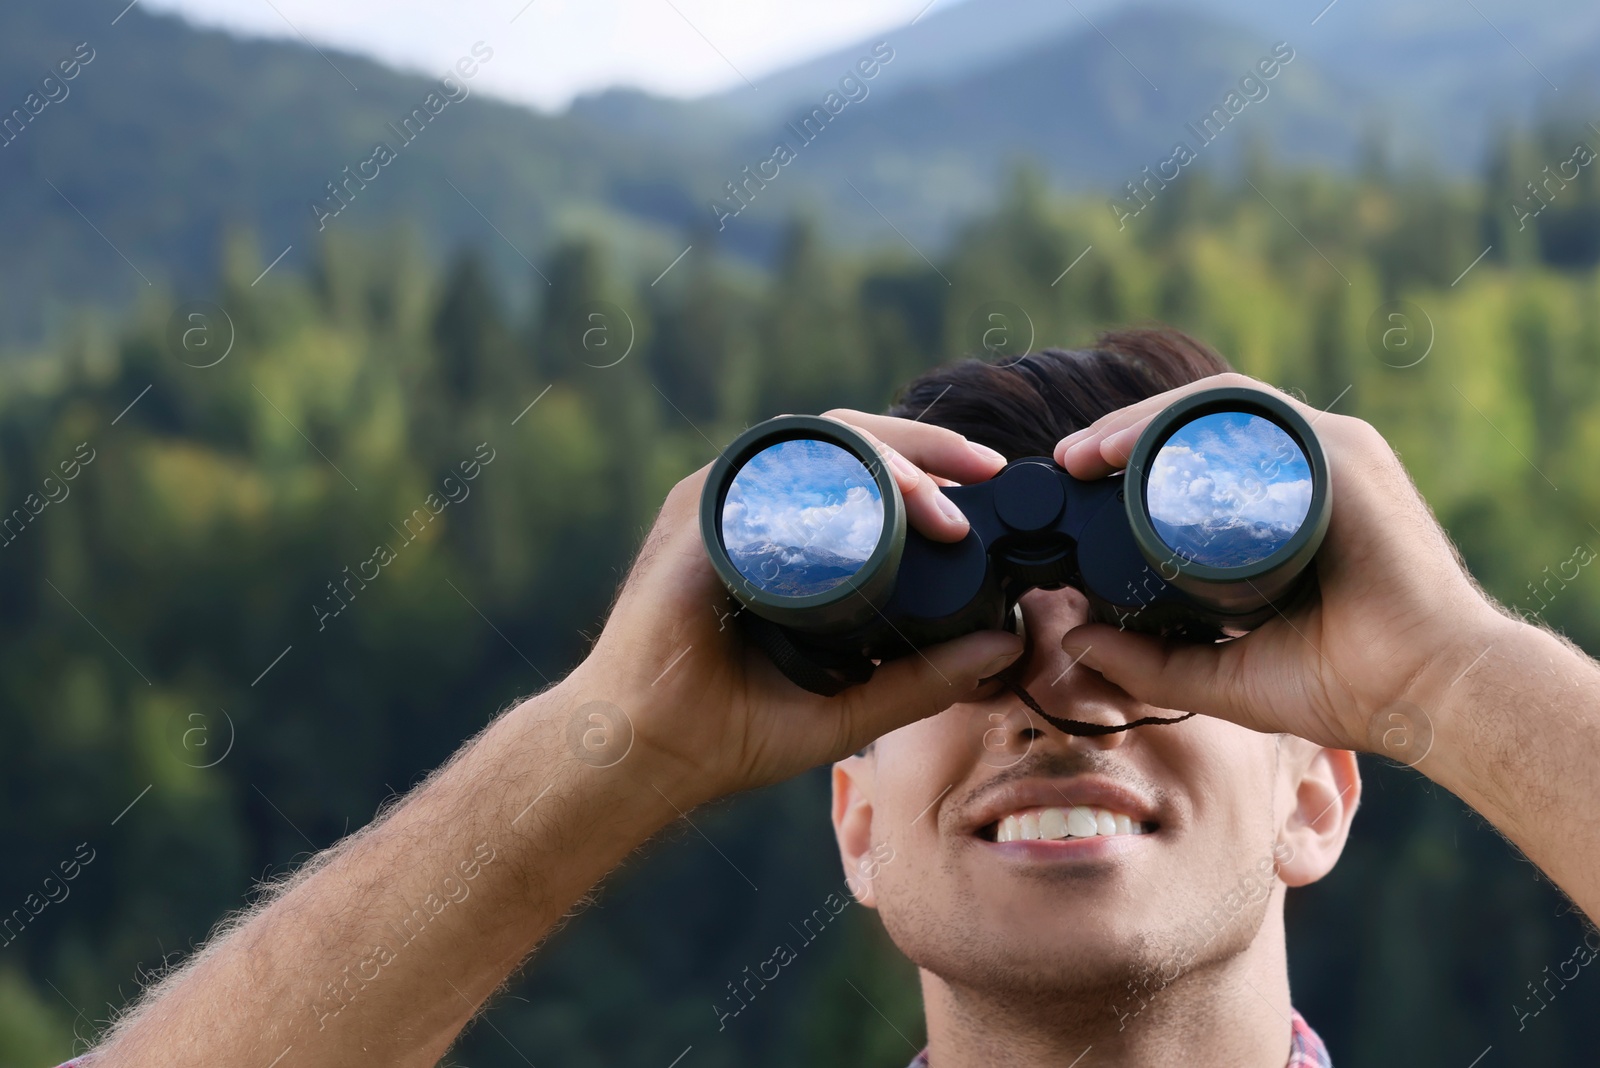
[
  {"x1": 1051, "y1": 373, "x2": 1255, "y2": 472},
  {"x1": 1057, "y1": 622, "x2": 1278, "y2": 736},
  {"x1": 901, "y1": 468, "x2": 972, "y2": 542},
  {"x1": 824, "y1": 409, "x2": 1007, "y2": 485},
  {"x1": 1058, "y1": 622, "x2": 1357, "y2": 749},
  {"x1": 829, "y1": 629, "x2": 1025, "y2": 757},
  {"x1": 850, "y1": 427, "x2": 971, "y2": 543},
  {"x1": 1053, "y1": 373, "x2": 1327, "y2": 479}
]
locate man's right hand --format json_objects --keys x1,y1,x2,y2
[
  {"x1": 565, "y1": 410, "x2": 1024, "y2": 808},
  {"x1": 80, "y1": 413, "x2": 1020, "y2": 1068}
]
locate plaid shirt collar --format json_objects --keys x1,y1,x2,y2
[
  {"x1": 1285, "y1": 1010, "x2": 1333, "y2": 1066},
  {"x1": 905, "y1": 1008, "x2": 1331, "y2": 1068}
]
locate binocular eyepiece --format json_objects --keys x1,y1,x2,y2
[{"x1": 700, "y1": 386, "x2": 1330, "y2": 696}]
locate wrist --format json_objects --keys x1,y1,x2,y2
[
  {"x1": 1372, "y1": 600, "x2": 1521, "y2": 765},
  {"x1": 1390, "y1": 604, "x2": 1537, "y2": 774},
  {"x1": 1407, "y1": 602, "x2": 1517, "y2": 705},
  {"x1": 545, "y1": 658, "x2": 717, "y2": 812}
]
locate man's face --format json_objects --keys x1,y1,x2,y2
[{"x1": 832, "y1": 585, "x2": 1356, "y2": 1004}]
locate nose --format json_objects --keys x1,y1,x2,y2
[{"x1": 984, "y1": 586, "x2": 1145, "y2": 747}]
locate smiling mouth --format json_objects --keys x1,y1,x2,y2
[{"x1": 978, "y1": 806, "x2": 1158, "y2": 843}]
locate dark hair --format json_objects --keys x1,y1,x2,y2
[{"x1": 884, "y1": 327, "x2": 1232, "y2": 459}]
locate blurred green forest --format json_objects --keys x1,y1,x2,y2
[{"x1": 3, "y1": 127, "x2": 1600, "y2": 1067}]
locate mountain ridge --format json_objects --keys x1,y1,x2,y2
[
  {"x1": 0, "y1": 0, "x2": 718, "y2": 341},
  {"x1": 5, "y1": 0, "x2": 1598, "y2": 344}
]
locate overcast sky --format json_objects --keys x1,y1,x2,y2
[{"x1": 138, "y1": 0, "x2": 939, "y2": 111}]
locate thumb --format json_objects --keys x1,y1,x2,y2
[
  {"x1": 834, "y1": 629, "x2": 1024, "y2": 753},
  {"x1": 1060, "y1": 623, "x2": 1272, "y2": 733}
]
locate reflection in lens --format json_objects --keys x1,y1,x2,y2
[
  {"x1": 721, "y1": 439, "x2": 885, "y2": 597},
  {"x1": 1145, "y1": 412, "x2": 1312, "y2": 568}
]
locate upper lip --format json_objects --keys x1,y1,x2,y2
[{"x1": 957, "y1": 776, "x2": 1161, "y2": 837}]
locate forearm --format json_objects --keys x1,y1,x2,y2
[
  {"x1": 1421, "y1": 613, "x2": 1600, "y2": 920},
  {"x1": 91, "y1": 670, "x2": 685, "y2": 1067}
]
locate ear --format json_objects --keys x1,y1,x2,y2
[
  {"x1": 832, "y1": 756, "x2": 880, "y2": 908},
  {"x1": 1275, "y1": 744, "x2": 1361, "y2": 888}
]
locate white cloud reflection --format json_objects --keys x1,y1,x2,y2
[
  {"x1": 722, "y1": 439, "x2": 883, "y2": 561},
  {"x1": 1146, "y1": 412, "x2": 1311, "y2": 531}
]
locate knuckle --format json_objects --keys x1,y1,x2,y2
[
  {"x1": 660, "y1": 470, "x2": 710, "y2": 523},
  {"x1": 1334, "y1": 414, "x2": 1387, "y2": 452},
  {"x1": 664, "y1": 473, "x2": 699, "y2": 508}
]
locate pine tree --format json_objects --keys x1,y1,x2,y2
[
  {"x1": 758, "y1": 216, "x2": 868, "y2": 414},
  {"x1": 432, "y1": 249, "x2": 506, "y2": 404}
]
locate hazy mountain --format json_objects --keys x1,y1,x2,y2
[
  {"x1": 5, "y1": 0, "x2": 1599, "y2": 343},
  {"x1": 1153, "y1": 516, "x2": 1293, "y2": 568},
  {"x1": 706, "y1": 0, "x2": 1600, "y2": 170},
  {"x1": 595, "y1": 0, "x2": 1600, "y2": 247},
  {"x1": 0, "y1": 0, "x2": 718, "y2": 341},
  {"x1": 728, "y1": 542, "x2": 865, "y2": 597},
  {"x1": 695, "y1": 6, "x2": 1371, "y2": 249},
  {"x1": 706, "y1": 0, "x2": 1090, "y2": 123},
  {"x1": 840, "y1": 9, "x2": 1365, "y2": 181}
]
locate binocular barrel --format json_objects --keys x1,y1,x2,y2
[{"x1": 700, "y1": 386, "x2": 1330, "y2": 696}]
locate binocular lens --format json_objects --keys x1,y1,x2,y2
[
  {"x1": 1145, "y1": 412, "x2": 1314, "y2": 570},
  {"x1": 720, "y1": 438, "x2": 886, "y2": 598}
]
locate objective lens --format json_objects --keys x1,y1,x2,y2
[
  {"x1": 720, "y1": 438, "x2": 886, "y2": 597},
  {"x1": 1123, "y1": 387, "x2": 1330, "y2": 625},
  {"x1": 1144, "y1": 412, "x2": 1313, "y2": 569},
  {"x1": 703, "y1": 417, "x2": 906, "y2": 639}
]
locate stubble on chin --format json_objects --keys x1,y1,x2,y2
[{"x1": 875, "y1": 866, "x2": 1275, "y2": 1034}]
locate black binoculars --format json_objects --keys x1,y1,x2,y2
[{"x1": 700, "y1": 386, "x2": 1330, "y2": 696}]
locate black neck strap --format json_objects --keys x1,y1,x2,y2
[{"x1": 995, "y1": 669, "x2": 1198, "y2": 736}]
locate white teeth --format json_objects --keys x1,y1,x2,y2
[
  {"x1": 1039, "y1": 808, "x2": 1069, "y2": 839},
  {"x1": 991, "y1": 805, "x2": 1148, "y2": 842},
  {"x1": 1066, "y1": 806, "x2": 1098, "y2": 837}
]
